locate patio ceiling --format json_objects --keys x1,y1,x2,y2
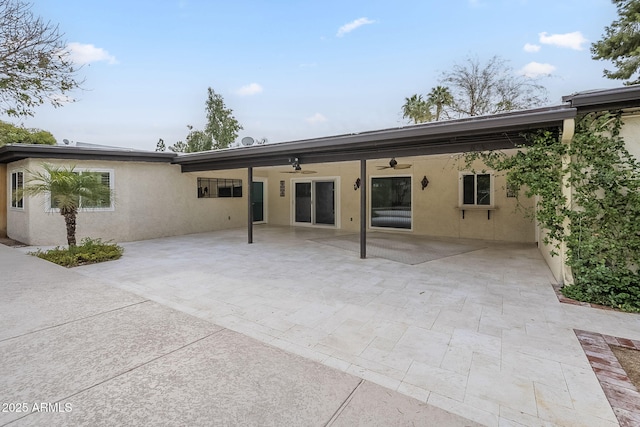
[{"x1": 174, "y1": 105, "x2": 576, "y2": 172}]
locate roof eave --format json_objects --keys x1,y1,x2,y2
[{"x1": 0, "y1": 144, "x2": 177, "y2": 164}]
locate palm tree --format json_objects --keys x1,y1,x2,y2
[
  {"x1": 401, "y1": 94, "x2": 433, "y2": 124},
  {"x1": 427, "y1": 86, "x2": 454, "y2": 121},
  {"x1": 22, "y1": 164, "x2": 113, "y2": 246}
]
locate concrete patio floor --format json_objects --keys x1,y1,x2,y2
[
  {"x1": 0, "y1": 241, "x2": 480, "y2": 427},
  {"x1": 28, "y1": 226, "x2": 640, "y2": 425}
]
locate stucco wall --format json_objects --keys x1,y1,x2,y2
[
  {"x1": 261, "y1": 152, "x2": 535, "y2": 243},
  {"x1": 6, "y1": 150, "x2": 537, "y2": 246},
  {"x1": 7, "y1": 159, "x2": 248, "y2": 245}
]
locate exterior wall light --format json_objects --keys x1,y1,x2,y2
[
  {"x1": 354, "y1": 178, "x2": 361, "y2": 190},
  {"x1": 421, "y1": 176, "x2": 429, "y2": 190}
]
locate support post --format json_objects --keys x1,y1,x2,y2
[
  {"x1": 248, "y1": 166, "x2": 253, "y2": 244},
  {"x1": 360, "y1": 159, "x2": 366, "y2": 259}
]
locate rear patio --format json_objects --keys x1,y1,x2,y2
[{"x1": 66, "y1": 225, "x2": 640, "y2": 426}]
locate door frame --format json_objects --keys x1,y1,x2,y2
[
  {"x1": 252, "y1": 177, "x2": 268, "y2": 224},
  {"x1": 369, "y1": 174, "x2": 413, "y2": 231},
  {"x1": 290, "y1": 176, "x2": 340, "y2": 228}
]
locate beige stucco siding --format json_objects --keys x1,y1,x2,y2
[
  {"x1": 6, "y1": 149, "x2": 537, "y2": 246},
  {"x1": 260, "y1": 153, "x2": 535, "y2": 243},
  {"x1": 7, "y1": 159, "x2": 248, "y2": 245}
]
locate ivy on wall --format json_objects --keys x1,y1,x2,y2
[{"x1": 465, "y1": 111, "x2": 640, "y2": 312}]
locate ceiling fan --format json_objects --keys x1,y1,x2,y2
[
  {"x1": 377, "y1": 157, "x2": 412, "y2": 170},
  {"x1": 281, "y1": 169, "x2": 317, "y2": 174},
  {"x1": 282, "y1": 157, "x2": 317, "y2": 174}
]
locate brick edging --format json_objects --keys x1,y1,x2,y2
[{"x1": 574, "y1": 329, "x2": 640, "y2": 427}]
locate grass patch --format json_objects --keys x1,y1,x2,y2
[{"x1": 30, "y1": 238, "x2": 124, "y2": 267}]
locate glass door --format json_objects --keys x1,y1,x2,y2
[
  {"x1": 295, "y1": 182, "x2": 312, "y2": 223},
  {"x1": 314, "y1": 181, "x2": 335, "y2": 225},
  {"x1": 293, "y1": 179, "x2": 337, "y2": 226},
  {"x1": 251, "y1": 181, "x2": 265, "y2": 223}
]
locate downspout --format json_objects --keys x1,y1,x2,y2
[{"x1": 560, "y1": 118, "x2": 575, "y2": 285}]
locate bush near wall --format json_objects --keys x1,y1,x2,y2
[{"x1": 465, "y1": 111, "x2": 640, "y2": 312}]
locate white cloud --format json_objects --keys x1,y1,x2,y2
[
  {"x1": 539, "y1": 31, "x2": 588, "y2": 50},
  {"x1": 336, "y1": 17, "x2": 375, "y2": 37},
  {"x1": 306, "y1": 113, "x2": 327, "y2": 124},
  {"x1": 64, "y1": 42, "x2": 117, "y2": 65},
  {"x1": 237, "y1": 83, "x2": 263, "y2": 96},
  {"x1": 523, "y1": 43, "x2": 541, "y2": 53},
  {"x1": 519, "y1": 62, "x2": 556, "y2": 78}
]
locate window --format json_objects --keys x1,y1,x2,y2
[
  {"x1": 371, "y1": 176, "x2": 412, "y2": 229},
  {"x1": 49, "y1": 169, "x2": 114, "y2": 211},
  {"x1": 11, "y1": 171, "x2": 24, "y2": 209},
  {"x1": 460, "y1": 173, "x2": 492, "y2": 206},
  {"x1": 197, "y1": 178, "x2": 242, "y2": 198}
]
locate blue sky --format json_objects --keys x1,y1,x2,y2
[{"x1": 10, "y1": 0, "x2": 622, "y2": 150}]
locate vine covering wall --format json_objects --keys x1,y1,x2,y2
[{"x1": 466, "y1": 111, "x2": 640, "y2": 312}]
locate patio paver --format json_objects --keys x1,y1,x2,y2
[
  {"x1": 46, "y1": 226, "x2": 640, "y2": 425},
  {"x1": 0, "y1": 242, "x2": 480, "y2": 426}
]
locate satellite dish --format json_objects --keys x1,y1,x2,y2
[
  {"x1": 241, "y1": 136, "x2": 255, "y2": 146},
  {"x1": 62, "y1": 139, "x2": 70, "y2": 145}
]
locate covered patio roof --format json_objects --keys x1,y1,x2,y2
[{"x1": 174, "y1": 105, "x2": 576, "y2": 172}]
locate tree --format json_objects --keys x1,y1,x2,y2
[
  {"x1": 592, "y1": 0, "x2": 640, "y2": 85},
  {"x1": 168, "y1": 140, "x2": 187, "y2": 152},
  {"x1": 401, "y1": 94, "x2": 432, "y2": 124},
  {"x1": 441, "y1": 56, "x2": 547, "y2": 117},
  {"x1": 185, "y1": 125, "x2": 213, "y2": 152},
  {"x1": 22, "y1": 164, "x2": 113, "y2": 246},
  {"x1": 165, "y1": 87, "x2": 243, "y2": 152},
  {"x1": 155, "y1": 138, "x2": 165, "y2": 152},
  {"x1": 427, "y1": 86, "x2": 453, "y2": 121},
  {"x1": 0, "y1": 0, "x2": 80, "y2": 117},
  {"x1": 204, "y1": 87, "x2": 242, "y2": 149},
  {"x1": 0, "y1": 120, "x2": 56, "y2": 146}
]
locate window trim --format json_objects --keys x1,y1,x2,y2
[
  {"x1": 369, "y1": 174, "x2": 413, "y2": 231},
  {"x1": 197, "y1": 177, "x2": 243, "y2": 198},
  {"x1": 289, "y1": 176, "x2": 341, "y2": 229},
  {"x1": 458, "y1": 171, "x2": 495, "y2": 208},
  {"x1": 45, "y1": 168, "x2": 115, "y2": 213},
  {"x1": 10, "y1": 170, "x2": 24, "y2": 210}
]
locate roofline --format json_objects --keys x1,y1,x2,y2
[
  {"x1": 0, "y1": 144, "x2": 177, "y2": 164},
  {"x1": 562, "y1": 85, "x2": 640, "y2": 112},
  {"x1": 174, "y1": 105, "x2": 576, "y2": 171}
]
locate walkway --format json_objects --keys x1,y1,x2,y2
[{"x1": 67, "y1": 226, "x2": 640, "y2": 426}]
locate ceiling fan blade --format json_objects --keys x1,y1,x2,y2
[
  {"x1": 376, "y1": 166, "x2": 391, "y2": 170},
  {"x1": 301, "y1": 170, "x2": 317, "y2": 174},
  {"x1": 394, "y1": 164, "x2": 412, "y2": 169}
]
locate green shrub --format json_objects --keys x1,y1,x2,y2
[
  {"x1": 464, "y1": 111, "x2": 640, "y2": 312},
  {"x1": 30, "y1": 237, "x2": 124, "y2": 267}
]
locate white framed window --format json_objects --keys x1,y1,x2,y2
[
  {"x1": 370, "y1": 175, "x2": 412, "y2": 230},
  {"x1": 10, "y1": 170, "x2": 24, "y2": 209},
  {"x1": 459, "y1": 172, "x2": 493, "y2": 207},
  {"x1": 47, "y1": 168, "x2": 114, "y2": 212}
]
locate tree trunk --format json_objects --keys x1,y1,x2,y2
[{"x1": 61, "y1": 209, "x2": 77, "y2": 247}]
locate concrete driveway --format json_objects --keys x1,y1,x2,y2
[{"x1": 24, "y1": 226, "x2": 640, "y2": 425}]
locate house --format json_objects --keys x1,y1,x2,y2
[{"x1": 2, "y1": 86, "x2": 640, "y2": 284}]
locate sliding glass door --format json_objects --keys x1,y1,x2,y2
[{"x1": 294, "y1": 179, "x2": 336, "y2": 226}]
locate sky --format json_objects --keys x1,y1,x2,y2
[{"x1": 7, "y1": 0, "x2": 624, "y2": 151}]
